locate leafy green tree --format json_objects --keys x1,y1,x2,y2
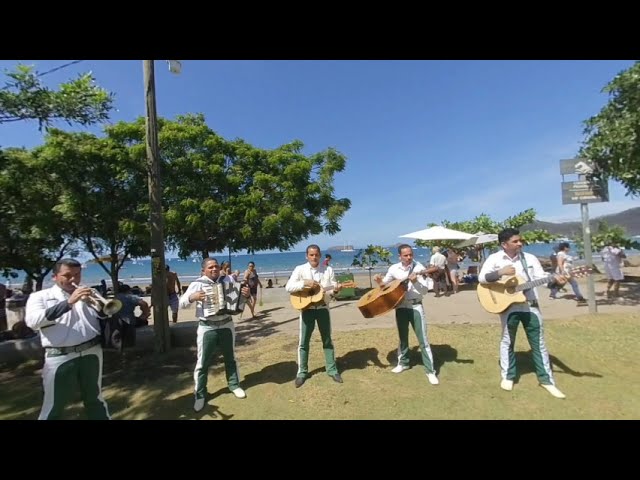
[
  {"x1": 414, "y1": 209, "x2": 555, "y2": 251},
  {"x1": 0, "y1": 64, "x2": 114, "y2": 130},
  {"x1": 0, "y1": 148, "x2": 80, "y2": 289},
  {"x1": 36, "y1": 129, "x2": 149, "y2": 288},
  {"x1": 351, "y1": 245, "x2": 392, "y2": 288},
  {"x1": 571, "y1": 221, "x2": 640, "y2": 258},
  {"x1": 580, "y1": 61, "x2": 640, "y2": 196},
  {"x1": 106, "y1": 114, "x2": 351, "y2": 259}
]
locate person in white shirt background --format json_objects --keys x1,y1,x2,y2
[
  {"x1": 549, "y1": 242, "x2": 585, "y2": 302},
  {"x1": 600, "y1": 243, "x2": 626, "y2": 298}
]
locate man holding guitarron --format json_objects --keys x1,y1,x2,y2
[
  {"x1": 286, "y1": 244, "x2": 343, "y2": 388},
  {"x1": 374, "y1": 244, "x2": 440, "y2": 385}
]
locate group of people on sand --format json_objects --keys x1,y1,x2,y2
[{"x1": 25, "y1": 228, "x2": 584, "y2": 419}]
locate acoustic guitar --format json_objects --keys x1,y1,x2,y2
[
  {"x1": 356, "y1": 266, "x2": 439, "y2": 318},
  {"x1": 477, "y1": 266, "x2": 593, "y2": 314},
  {"x1": 290, "y1": 281, "x2": 356, "y2": 310}
]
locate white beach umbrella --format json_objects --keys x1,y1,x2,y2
[
  {"x1": 457, "y1": 233, "x2": 499, "y2": 247},
  {"x1": 399, "y1": 226, "x2": 475, "y2": 241}
]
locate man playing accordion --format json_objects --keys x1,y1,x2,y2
[{"x1": 180, "y1": 257, "x2": 251, "y2": 412}]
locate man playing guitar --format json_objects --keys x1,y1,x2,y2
[
  {"x1": 478, "y1": 228, "x2": 566, "y2": 399},
  {"x1": 285, "y1": 244, "x2": 343, "y2": 388},
  {"x1": 373, "y1": 244, "x2": 439, "y2": 385}
]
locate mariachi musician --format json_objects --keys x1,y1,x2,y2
[
  {"x1": 285, "y1": 244, "x2": 343, "y2": 388},
  {"x1": 25, "y1": 258, "x2": 113, "y2": 420},
  {"x1": 373, "y1": 244, "x2": 440, "y2": 385},
  {"x1": 179, "y1": 257, "x2": 251, "y2": 412}
]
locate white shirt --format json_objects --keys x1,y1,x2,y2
[
  {"x1": 601, "y1": 246, "x2": 623, "y2": 267},
  {"x1": 429, "y1": 252, "x2": 446, "y2": 269},
  {"x1": 25, "y1": 285, "x2": 102, "y2": 348},
  {"x1": 179, "y1": 275, "x2": 234, "y2": 321},
  {"x1": 285, "y1": 262, "x2": 337, "y2": 309},
  {"x1": 381, "y1": 261, "x2": 430, "y2": 307},
  {"x1": 555, "y1": 250, "x2": 574, "y2": 274},
  {"x1": 479, "y1": 250, "x2": 547, "y2": 303}
]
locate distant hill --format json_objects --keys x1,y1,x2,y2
[{"x1": 522, "y1": 207, "x2": 640, "y2": 237}]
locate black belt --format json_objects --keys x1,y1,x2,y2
[
  {"x1": 528, "y1": 300, "x2": 539, "y2": 308},
  {"x1": 199, "y1": 317, "x2": 231, "y2": 327},
  {"x1": 45, "y1": 336, "x2": 102, "y2": 357},
  {"x1": 410, "y1": 299, "x2": 422, "y2": 305}
]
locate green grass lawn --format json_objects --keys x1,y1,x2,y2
[{"x1": 1, "y1": 313, "x2": 638, "y2": 420}]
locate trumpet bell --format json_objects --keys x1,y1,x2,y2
[{"x1": 103, "y1": 299, "x2": 123, "y2": 316}]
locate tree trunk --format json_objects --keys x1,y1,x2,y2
[{"x1": 110, "y1": 267, "x2": 119, "y2": 295}]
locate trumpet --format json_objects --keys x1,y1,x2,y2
[{"x1": 72, "y1": 282, "x2": 123, "y2": 316}]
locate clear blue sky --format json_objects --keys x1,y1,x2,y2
[{"x1": 1, "y1": 60, "x2": 638, "y2": 253}]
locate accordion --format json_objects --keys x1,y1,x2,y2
[{"x1": 202, "y1": 281, "x2": 247, "y2": 317}]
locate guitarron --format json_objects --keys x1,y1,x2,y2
[
  {"x1": 356, "y1": 266, "x2": 439, "y2": 318},
  {"x1": 477, "y1": 266, "x2": 593, "y2": 314}
]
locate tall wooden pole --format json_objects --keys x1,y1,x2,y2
[
  {"x1": 580, "y1": 203, "x2": 597, "y2": 314},
  {"x1": 143, "y1": 60, "x2": 170, "y2": 352}
]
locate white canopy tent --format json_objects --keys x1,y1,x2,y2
[
  {"x1": 457, "y1": 233, "x2": 499, "y2": 247},
  {"x1": 399, "y1": 226, "x2": 475, "y2": 241}
]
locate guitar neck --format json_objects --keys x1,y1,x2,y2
[
  {"x1": 324, "y1": 281, "x2": 355, "y2": 292},
  {"x1": 515, "y1": 274, "x2": 554, "y2": 292}
]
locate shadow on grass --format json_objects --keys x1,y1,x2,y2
[
  {"x1": 591, "y1": 281, "x2": 640, "y2": 307},
  {"x1": 513, "y1": 351, "x2": 603, "y2": 380},
  {"x1": 288, "y1": 348, "x2": 390, "y2": 380},
  {"x1": 234, "y1": 308, "x2": 297, "y2": 346},
  {"x1": 337, "y1": 347, "x2": 386, "y2": 371},
  {"x1": 384, "y1": 344, "x2": 474, "y2": 375}
]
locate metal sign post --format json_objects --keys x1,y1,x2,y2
[{"x1": 560, "y1": 159, "x2": 608, "y2": 314}]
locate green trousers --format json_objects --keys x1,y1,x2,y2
[
  {"x1": 500, "y1": 307, "x2": 554, "y2": 385},
  {"x1": 296, "y1": 307, "x2": 338, "y2": 378},
  {"x1": 39, "y1": 344, "x2": 110, "y2": 420},
  {"x1": 395, "y1": 306, "x2": 435, "y2": 373},
  {"x1": 194, "y1": 323, "x2": 240, "y2": 399}
]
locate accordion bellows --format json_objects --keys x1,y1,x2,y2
[{"x1": 202, "y1": 282, "x2": 247, "y2": 317}]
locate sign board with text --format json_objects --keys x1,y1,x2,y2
[
  {"x1": 561, "y1": 180, "x2": 609, "y2": 204},
  {"x1": 560, "y1": 158, "x2": 595, "y2": 175}
]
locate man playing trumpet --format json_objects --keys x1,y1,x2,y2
[{"x1": 25, "y1": 258, "x2": 112, "y2": 420}]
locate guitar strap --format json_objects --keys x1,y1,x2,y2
[
  {"x1": 408, "y1": 261, "x2": 416, "y2": 278},
  {"x1": 519, "y1": 253, "x2": 533, "y2": 289}
]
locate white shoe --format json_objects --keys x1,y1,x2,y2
[
  {"x1": 391, "y1": 365, "x2": 410, "y2": 373},
  {"x1": 500, "y1": 379, "x2": 514, "y2": 391},
  {"x1": 231, "y1": 387, "x2": 247, "y2": 399},
  {"x1": 193, "y1": 397, "x2": 205, "y2": 412},
  {"x1": 540, "y1": 384, "x2": 566, "y2": 399},
  {"x1": 426, "y1": 373, "x2": 439, "y2": 385}
]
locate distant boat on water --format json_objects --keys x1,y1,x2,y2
[{"x1": 340, "y1": 241, "x2": 355, "y2": 252}]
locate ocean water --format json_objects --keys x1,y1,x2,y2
[{"x1": 8, "y1": 242, "x2": 635, "y2": 289}]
